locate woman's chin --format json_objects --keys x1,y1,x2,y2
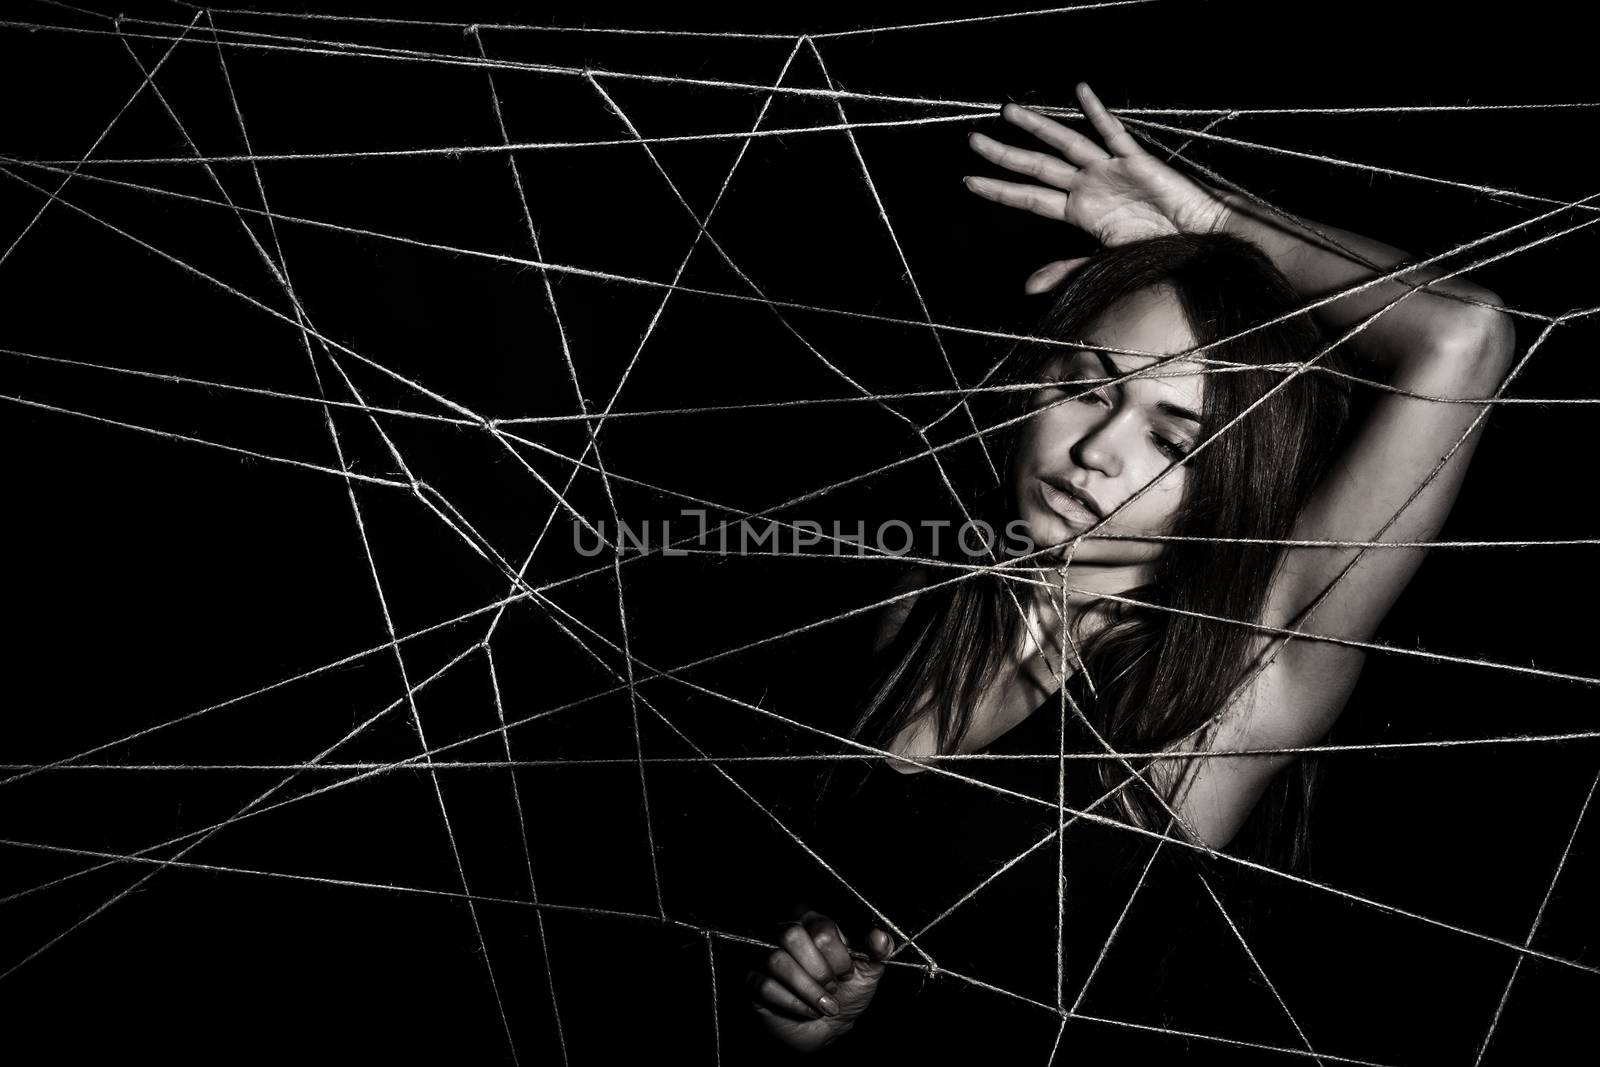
[{"x1": 1020, "y1": 514, "x2": 1076, "y2": 559}]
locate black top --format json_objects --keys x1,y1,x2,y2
[{"x1": 748, "y1": 670, "x2": 1259, "y2": 1064}]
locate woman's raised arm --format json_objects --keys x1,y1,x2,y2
[{"x1": 1206, "y1": 192, "x2": 1515, "y2": 645}]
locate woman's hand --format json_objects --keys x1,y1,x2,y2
[
  {"x1": 965, "y1": 81, "x2": 1232, "y2": 293},
  {"x1": 746, "y1": 906, "x2": 896, "y2": 1053}
]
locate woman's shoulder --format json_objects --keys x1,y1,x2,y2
[{"x1": 872, "y1": 563, "x2": 940, "y2": 654}]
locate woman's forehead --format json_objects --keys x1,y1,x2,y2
[
  {"x1": 1076, "y1": 287, "x2": 1206, "y2": 407},
  {"x1": 1088, "y1": 285, "x2": 1198, "y2": 355}
]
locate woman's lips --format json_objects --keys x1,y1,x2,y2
[{"x1": 1038, "y1": 478, "x2": 1101, "y2": 526}]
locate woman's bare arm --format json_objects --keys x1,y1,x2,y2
[
  {"x1": 1163, "y1": 196, "x2": 1514, "y2": 847},
  {"x1": 1214, "y1": 194, "x2": 1516, "y2": 648}
]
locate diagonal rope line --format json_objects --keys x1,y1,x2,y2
[
  {"x1": 705, "y1": 931, "x2": 722, "y2": 1066},
  {"x1": 1069, "y1": 831, "x2": 1168, "y2": 1014},
  {"x1": 1196, "y1": 869, "x2": 1326, "y2": 1063},
  {"x1": 1057, "y1": 568, "x2": 1071, "y2": 1010},
  {"x1": 1470, "y1": 765, "x2": 1600, "y2": 1066},
  {"x1": 484, "y1": 643, "x2": 570, "y2": 1065},
  {"x1": 0, "y1": 9, "x2": 201, "y2": 268}
]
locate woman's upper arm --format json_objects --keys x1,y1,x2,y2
[
  {"x1": 1162, "y1": 639, "x2": 1369, "y2": 849},
  {"x1": 1168, "y1": 304, "x2": 1516, "y2": 847},
  {"x1": 1261, "y1": 301, "x2": 1516, "y2": 672}
]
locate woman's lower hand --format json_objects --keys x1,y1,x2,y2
[
  {"x1": 964, "y1": 81, "x2": 1233, "y2": 292},
  {"x1": 746, "y1": 906, "x2": 896, "y2": 1053}
]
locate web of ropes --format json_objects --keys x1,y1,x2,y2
[{"x1": 2, "y1": 1, "x2": 1597, "y2": 1064}]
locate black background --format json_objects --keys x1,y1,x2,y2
[{"x1": 1, "y1": 0, "x2": 1596, "y2": 1062}]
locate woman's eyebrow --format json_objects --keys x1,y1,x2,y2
[{"x1": 1090, "y1": 349, "x2": 1206, "y2": 428}]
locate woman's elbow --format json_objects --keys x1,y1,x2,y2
[
  {"x1": 1422, "y1": 293, "x2": 1516, "y2": 397},
  {"x1": 1448, "y1": 288, "x2": 1516, "y2": 367}
]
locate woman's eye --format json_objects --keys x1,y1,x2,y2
[
  {"x1": 1059, "y1": 377, "x2": 1107, "y2": 404},
  {"x1": 1155, "y1": 436, "x2": 1191, "y2": 460}
]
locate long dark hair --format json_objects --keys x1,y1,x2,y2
[{"x1": 826, "y1": 231, "x2": 1356, "y2": 872}]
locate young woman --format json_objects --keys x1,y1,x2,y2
[{"x1": 744, "y1": 82, "x2": 1515, "y2": 1058}]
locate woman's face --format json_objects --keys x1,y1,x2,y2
[{"x1": 1010, "y1": 285, "x2": 1208, "y2": 571}]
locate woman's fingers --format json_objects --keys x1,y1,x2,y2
[
  {"x1": 1075, "y1": 82, "x2": 1142, "y2": 157},
  {"x1": 781, "y1": 918, "x2": 849, "y2": 989},
  {"x1": 797, "y1": 913, "x2": 856, "y2": 982},
  {"x1": 969, "y1": 131, "x2": 1077, "y2": 189},
  {"x1": 1025, "y1": 257, "x2": 1092, "y2": 295},
  {"x1": 747, "y1": 969, "x2": 822, "y2": 1021},
  {"x1": 1001, "y1": 102, "x2": 1110, "y2": 166},
  {"x1": 764, "y1": 947, "x2": 841, "y2": 1017},
  {"x1": 963, "y1": 175, "x2": 1068, "y2": 221}
]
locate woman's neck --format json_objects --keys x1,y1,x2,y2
[{"x1": 1009, "y1": 563, "x2": 1136, "y2": 668}]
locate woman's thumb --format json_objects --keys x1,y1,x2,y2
[{"x1": 851, "y1": 927, "x2": 894, "y2": 983}]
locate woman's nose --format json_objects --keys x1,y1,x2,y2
[{"x1": 1071, "y1": 414, "x2": 1126, "y2": 478}]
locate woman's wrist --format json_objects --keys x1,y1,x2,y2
[{"x1": 1203, "y1": 186, "x2": 1241, "y2": 237}]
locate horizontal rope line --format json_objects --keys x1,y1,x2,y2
[
  {"x1": 7, "y1": 727, "x2": 1597, "y2": 773},
  {"x1": 11, "y1": 15, "x2": 1600, "y2": 175},
  {"x1": 0, "y1": 390, "x2": 413, "y2": 488},
  {"x1": 195, "y1": 1, "x2": 1158, "y2": 41},
  {"x1": 9, "y1": 342, "x2": 1597, "y2": 441},
  {"x1": 1117, "y1": 112, "x2": 1597, "y2": 216},
  {"x1": 20, "y1": 95, "x2": 1600, "y2": 168}
]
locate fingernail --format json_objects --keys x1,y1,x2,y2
[{"x1": 819, "y1": 995, "x2": 840, "y2": 1016}]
